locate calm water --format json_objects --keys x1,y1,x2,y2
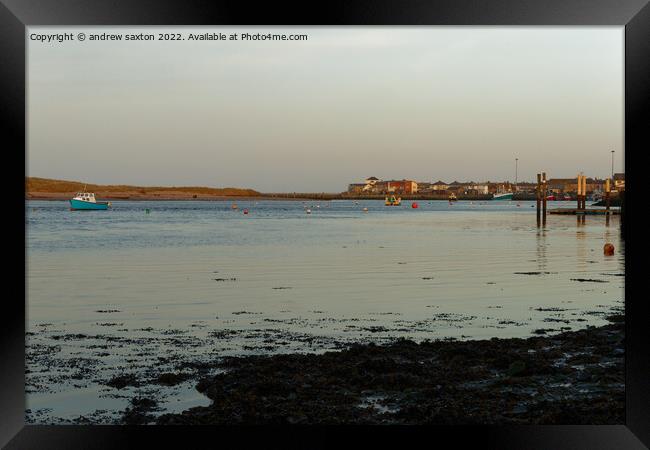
[{"x1": 25, "y1": 199, "x2": 624, "y2": 423}]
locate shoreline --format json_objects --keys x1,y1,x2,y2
[
  {"x1": 26, "y1": 194, "x2": 311, "y2": 202},
  {"x1": 27, "y1": 193, "x2": 527, "y2": 202},
  {"x1": 121, "y1": 314, "x2": 623, "y2": 425}
]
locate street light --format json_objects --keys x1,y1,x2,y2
[
  {"x1": 515, "y1": 158, "x2": 518, "y2": 191},
  {"x1": 610, "y1": 150, "x2": 615, "y2": 179}
]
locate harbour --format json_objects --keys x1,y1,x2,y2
[{"x1": 26, "y1": 199, "x2": 624, "y2": 424}]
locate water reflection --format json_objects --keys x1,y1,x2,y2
[{"x1": 535, "y1": 228, "x2": 547, "y2": 274}]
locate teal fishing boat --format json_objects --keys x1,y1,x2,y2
[
  {"x1": 491, "y1": 192, "x2": 513, "y2": 201},
  {"x1": 69, "y1": 192, "x2": 111, "y2": 210}
]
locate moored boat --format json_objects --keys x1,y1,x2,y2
[
  {"x1": 385, "y1": 194, "x2": 401, "y2": 206},
  {"x1": 69, "y1": 192, "x2": 110, "y2": 210},
  {"x1": 491, "y1": 192, "x2": 513, "y2": 200}
]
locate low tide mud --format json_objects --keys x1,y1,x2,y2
[
  {"x1": 26, "y1": 304, "x2": 624, "y2": 425},
  {"x1": 155, "y1": 314, "x2": 623, "y2": 425}
]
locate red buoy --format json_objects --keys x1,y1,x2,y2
[
  {"x1": 243, "y1": 209, "x2": 249, "y2": 215},
  {"x1": 411, "y1": 202, "x2": 418, "y2": 209},
  {"x1": 604, "y1": 243, "x2": 614, "y2": 255}
]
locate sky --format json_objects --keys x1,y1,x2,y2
[{"x1": 27, "y1": 27, "x2": 623, "y2": 192}]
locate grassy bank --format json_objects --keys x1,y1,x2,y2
[{"x1": 25, "y1": 177, "x2": 260, "y2": 199}]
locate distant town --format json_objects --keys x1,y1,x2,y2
[
  {"x1": 347, "y1": 174, "x2": 625, "y2": 197},
  {"x1": 25, "y1": 174, "x2": 625, "y2": 202}
]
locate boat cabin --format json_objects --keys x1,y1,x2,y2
[{"x1": 74, "y1": 192, "x2": 97, "y2": 203}]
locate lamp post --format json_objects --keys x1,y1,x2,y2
[
  {"x1": 611, "y1": 150, "x2": 615, "y2": 179},
  {"x1": 515, "y1": 158, "x2": 518, "y2": 191}
]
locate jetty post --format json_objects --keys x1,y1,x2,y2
[
  {"x1": 583, "y1": 176, "x2": 588, "y2": 223},
  {"x1": 536, "y1": 173, "x2": 541, "y2": 225},
  {"x1": 576, "y1": 174, "x2": 586, "y2": 210},
  {"x1": 576, "y1": 174, "x2": 581, "y2": 210},
  {"x1": 575, "y1": 174, "x2": 585, "y2": 224},
  {"x1": 542, "y1": 172, "x2": 547, "y2": 220}
]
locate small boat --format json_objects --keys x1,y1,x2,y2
[
  {"x1": 385, "y1": 195, "x2": 401, "y2": 206},
  {"x1": 69, "y1": 192, "x2": 110, "y2": 210},
  {"x1": 563, "y1": 194, "x2": 572, "y2": 201},
  {"x1": 546, "y1": 194, "x2": 556, "y2": 201},
  {"x1": 491, "y1": 192, "x2": 513, "y2": 201}
]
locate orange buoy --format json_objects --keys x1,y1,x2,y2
[
  {"x1": 411, "y1": 202, "x2": 418, "y2": 209},
  {"x1": 604, "y1": 243, "x2": 615, "y2": 255}
]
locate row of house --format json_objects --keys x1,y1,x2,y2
[
  {"x1": 347, "y1": 174, "x2": 625, "y2": 195},
  {"x1": 348, "y1": 177, "x2": 512, "y2": 195},
  {"x1": 347, "y1": 177, "x2": 419, "y2": 195},
  {"x1": 545, "y1": 173, "x2": 625, "y2": 194}
]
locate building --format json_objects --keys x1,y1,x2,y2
[
  {"x1": 546, "y1": 178, "x2": 574, "y2": 194},
  {"x1": 487, "y1": 182, "x2": 514, "y2": 194},
  {"x1": 372, "y1": 181, "x2": 388, "y2": 193},
  {"x1": 347, "y1": 176, "x2": 385, "y2": 194},
  {"x1": 431, "y1": 180, "x2": 449, "y2": 191},
  {"x1": 347, "y1": 183, "x2": 367, "y2": 194},
  {"x1": 613, "y1": 173, "x2": 625, "y2": 191},
  {"x1": 464, "y1": 182, "x2": 489, "y2": 195},
  {"x1": 446, "y1": 181, "x2": 465, "y2": 195},
  {"x1": 515, "y1": 182, "x2": 537, "y2": 194},
  {"x1": 365, "y1": 176, "x2": 380, "y2": 186},
  {"x1": 386, "y1": 179, "x2": 418, "y2": 194},
  {"x1": 546, "y1": 178, "x2": 604, "y2": 194}
]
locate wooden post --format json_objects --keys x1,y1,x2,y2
[
  {"x1": 577, "y1": 174, "x2": 582, "y2": 210},
  {"x1": 536, "y1": 173, "x2": 541, "y2": 225},
  {"x1": 577, "y1": 176, "x2": 581, "y2": 210},
  {"x1": 580, "y1": 175, "x2": 585, "y2": 209},
  {"x1": 542, "y1": 172, "x2": 547, "y2": 219},
  {"x1": 579, "y1": 175, "x2": 585, "y2": 223},
  {"x1": 577, "y1": 175, "x2": 583, "y2": 225}
]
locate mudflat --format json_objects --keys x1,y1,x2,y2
[{"x1": 150, "y1": 314, "x2": 624, "y2": 425}]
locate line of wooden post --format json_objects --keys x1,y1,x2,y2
[{"x1": 533, "y1": 173, "x2": 615, "y2": 225}]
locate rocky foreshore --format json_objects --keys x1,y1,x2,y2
[{"x1": 142, "y1": 314, "x2": 624, "y2": 425}]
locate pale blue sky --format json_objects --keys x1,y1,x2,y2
[{"x1": 28, "y1": 27, "x2": 623, "y2": 192}]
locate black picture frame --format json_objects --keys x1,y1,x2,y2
[{"x1": 3, "y1": 0, "x2": 648, "y2": 448}]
